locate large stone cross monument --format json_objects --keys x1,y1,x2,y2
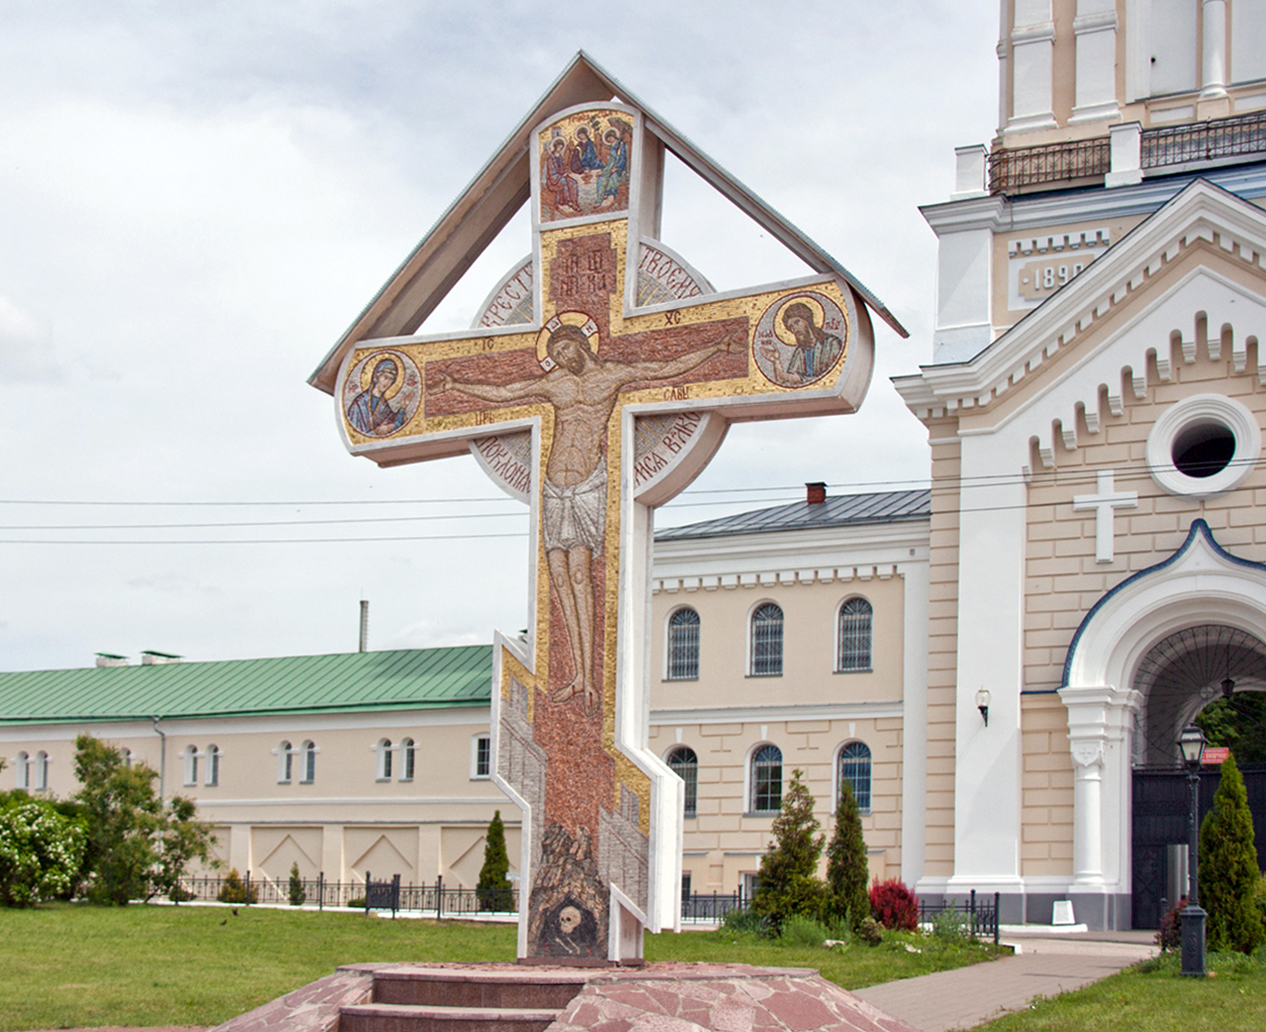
[{"x1": 309, "y1": 54, "x2": 905, "y2": 962}]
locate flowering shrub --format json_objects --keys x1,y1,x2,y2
[
  {"x1": 0, "y1": 802, "x2": 86, "y2": 907},
  {"x1": 869, "y1": 878, "x2": 919, "y2": 931}
]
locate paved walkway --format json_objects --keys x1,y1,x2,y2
[{"x1": 852, "y1": 931, "x2": 1158, "y2": 1032}]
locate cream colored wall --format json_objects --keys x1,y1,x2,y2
[
  {"x1": 650, "y1": 576, "x2": 905, "y2": 710},
  {"x1": 991, "y1": 214, "x2": 1147, "y2": 331},
  {"x1": 3, "y1": 709, "x2": 521, "y2": 888},
  {"x1": 1019, "y1": 695, "x2": 1076, "y2": 876},
  {"x1": 924, "y1": 429, "x2": 963, "y2": 879},
  {"x1": 649, "y1": 715, "x2": 903, "y2": 894}
]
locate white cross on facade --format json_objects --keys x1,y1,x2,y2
[{"x1": 1073, "y1": 469, "x2": 1138, "y2": 563}]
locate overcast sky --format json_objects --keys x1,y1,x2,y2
[{"x1": 0, "y1": 1, "x2": 1000, "y2": 672}]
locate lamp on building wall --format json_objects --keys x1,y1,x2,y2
[
  {"x1": 975, "y1": 687, "x2": 990, "y2": 727},
  {"x1": 1177, "y1": 723, "x2": 1208, "y2": 978}
]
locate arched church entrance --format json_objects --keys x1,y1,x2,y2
[
  {"x1": 1059, "y1": 520, "x2": 1266, "y2": 931},
  {"x1": 1130, "y1": 624, "x2": 1266, "y2": 929}
]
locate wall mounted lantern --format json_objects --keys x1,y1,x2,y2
[{"x1": 975, "y1": 687, "x2": 990, "y2": 727}]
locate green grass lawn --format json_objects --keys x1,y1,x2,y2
[
  {"x1": 974, "y1": 952, "x2": 1266, "y2": 1032},
  {"x1": 0, "y1": 904, "x2": 1002, "y2": 1030}
]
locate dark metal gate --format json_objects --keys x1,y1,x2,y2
[{"x1": 1131, "y1": 765, "x2": 1266, "y2": 929}]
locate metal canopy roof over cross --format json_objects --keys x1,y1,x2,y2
[{"x1": 308, "y1": 53, "x2": 902, "y2": 963}]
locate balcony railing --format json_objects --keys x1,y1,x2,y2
[
  {"x1": 1142, "y1": 110, "x2": 1266, "y2": 170},
  {"x1": 988, "y1": 111, "x2": 1266, "y2": 195},
  {"x1": 989, "y1": 137, "x2": 1110, "y2": 195}
]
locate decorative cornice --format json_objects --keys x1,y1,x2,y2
[
  {"x1": 894, "y1": 179, "x2": 1266, "y2": 426},
  {"x1": 650, "y1": 701, "x2": 903, "y2": 725}
]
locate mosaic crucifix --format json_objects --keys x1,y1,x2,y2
[{"x1": 331, "y1": 100, "x2": 874, "y2": 961}]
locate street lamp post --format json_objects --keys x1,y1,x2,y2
[{"x1": 1177, "y1": 723, "x2": 1207, "y2": 977}]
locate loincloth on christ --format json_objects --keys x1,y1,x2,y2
[{"x1": 542, "y1": 459, "x2": 607, "y2": 554}]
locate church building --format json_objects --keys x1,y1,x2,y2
[{"x1": 892, "y1": 0, "x2": 1266, "y2": 928}]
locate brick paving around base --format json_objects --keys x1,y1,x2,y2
[
  {"x1": 17, "y1": 932, "x2": 1158, "y2": 1032},
  {"x1": 852, "y1": 933, "x2": 1159, "y2": 1032}
]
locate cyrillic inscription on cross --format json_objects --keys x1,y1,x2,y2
[{"x1": 331, "y1": 99, "x2": 876, "y2": 962}]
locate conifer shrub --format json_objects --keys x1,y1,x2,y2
[
  {"x1": 476, "y1": 810, "x2": 514, "y2": 912},
  {"x1": 217, "y1": 867, "x2": 257, "y2": 904},
  {"x1": 869, "y1": 878, "x2": 919, "y2": 931},
  {"x1": 288, "y1": 862, "x2": 306, "y2": 906},
  {"x1": 752, "y1": 769, "x2": 826, "y2": 933},
  {"x1": 1198, "y1": 752, "x2": 1265, "y2": 954},
  {"x1": 825, "y1": 780, "x2": 869, "y2": 932}
]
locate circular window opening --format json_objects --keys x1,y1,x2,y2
[{"x1": 1171, "y1": 422, "x2": 1236, "y2": 478}]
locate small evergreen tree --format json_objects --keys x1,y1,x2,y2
[
  {"x1": 1199, "y1": 751, "x2": 1265, "y2": 953},
  {"x1": 752, "y1": 769, "x2": 825, "y2": 932},
  {"x1": 476, "y1": 810, "x2": 514, "y2": 911},
  {"x1": 288, "y1": 861, "x2": 306, "y2": 906},
  {"x1": 825, "y1": 780, "x2": 870, "y2": 931}
]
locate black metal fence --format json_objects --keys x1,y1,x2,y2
[
  {"x1": 175, "y1": 872, "x2": 519, "y2": 917},
  {"x1": 681, "y1": 890, "x2": 746, "y2": 923},
  {"x1": 918, "y1": 890, "x2": 1000, "y2": 945}
]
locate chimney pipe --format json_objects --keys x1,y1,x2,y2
[
  {"x1": 359, "y1": 600, "x2": 369, "y2": 653},
  {"x1": 806, "y1": 482, "x2": 827, "y2": 505}
]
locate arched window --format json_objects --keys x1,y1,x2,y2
[
  {"x1": 205, "y1": 745, "x2": 219, "y2": 787},
  {"x1": 472, "y1": 735, "x2": 492, "y2": 778},
  {"x1": 667, "y1": 746, "x2": 699, "y2": 818},
  {"x1": 837, "y1": 598, "x2": 873, "y2": 672},
  {"x1": 750, "y1": 603, "x2": 784, "y2": 676},
  {"x1": 122, "y1": 748, "x2": 133, "y2": 767},
  {"x1": 15, "y1": 751, "x2": 29, "y2": 790},
  {"x1": 838, "y1": 742, "x2": 872, "y2": 814},
  {"x1": 750, "y1": 744, "x2": 783, "y2": 813},
  {"x1": 400, "y1": 738, "x2": 415, "y2": 782},
  {"x1": 667, "y1": 608, "x2": 701, "y2": 680},
  {"x1": 375, "y1": 738, "x2": 393, "y2": 781},
  {"x1": 277, "y1": 741, "x2": 293, "y2": 784},
  {"x1": 183, "y1": 745, "x2": 199, "y2": 787},
  {"x1": 300, "y1": 741, "x2": 316, "y2": 783},
  {"x1": 34, "y1": 751, "x2": 49, "y2": 791}
]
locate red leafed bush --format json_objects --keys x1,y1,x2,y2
[{"x1": 869, "y1": 878, "x2": 918, "y2": 931}]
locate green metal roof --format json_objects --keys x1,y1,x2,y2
[{"x1": 0, "y1": 646, "x2": 494, "y2": 725}]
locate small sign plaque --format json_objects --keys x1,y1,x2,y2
[{"x1": 1203, "y1": 746, "x2": 1230, "y2": 765}]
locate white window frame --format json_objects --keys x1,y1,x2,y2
[
  {"x1": 834, "y1": 740, "x2": 873, "y2": 816},
  {"x1": 746, "y1": 742, "x2": 783, "y2": 815},
  {"x1": 300, "y1": 741, "x2": 317, "y2": 784},
  {"x1": 276, "y1": 741, "x2": 293, "y2": 784},
  {"x1": 14, "y1": 751, "x2": 29, "y2": 790},
  {"x1": 205, "y1": 745, "x2": 220, "y2": 787},
  {"x1": 374, "y1": 738, "x2": 394, "y2": 782},
  {"x1": 183, "y1": 745, "x2": 199, "y2": 787},
  {"x1": 665, "y1": 745, "x2": 699, "y2": 819},
  {"x1": 665, "y1": 605, "x2": 701, "y2": 681},
  {"x1": 33, "y1": 751, "x2": 49, "y2": 792},
  {"x1": 748, "y1": 600, "x2": 784, "y2": 677},
  {"x1": 471, "y1": 734, "x2": 492, "y2": 779},
  {"x1": 399, "y1": 738, "x2": 416, "y2": 782},
  {"x1": 1146, "y1": 393, "x2": 1262, "y2": 499},
  {"x1": 836, "y1": 596, "x2": 874, "y2": 673}
]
